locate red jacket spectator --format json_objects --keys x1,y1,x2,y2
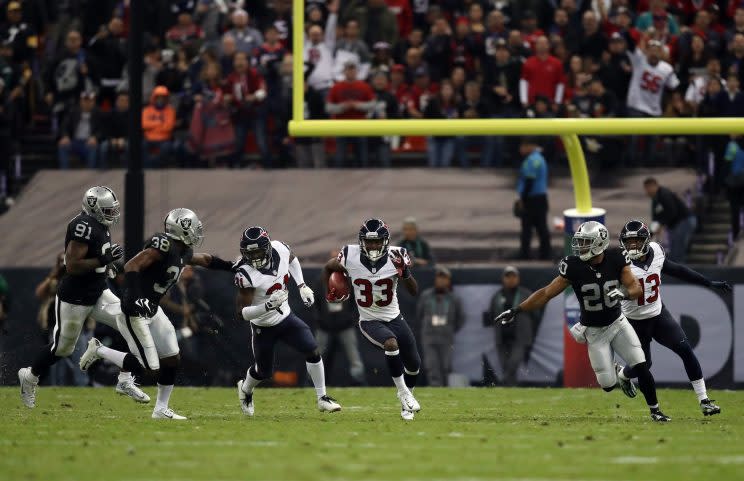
[
  {"x1": 225, "y1": 53, "x2": 266, "y2": 120},
  {"x1": 385, "y1": 0, "x2": 413, "y2": 39},
  {"x1": 520, "y1": 37, "x2": 566, "y2": 106},
  {"x1": 326, "y1": 62, "x2": 376, "y2": 120}
]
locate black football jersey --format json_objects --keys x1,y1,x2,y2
[
  {"x1": 57, "y1": 212, "x2": 112, "y2": 305},
  {"x1": 559, "y1": 247, "x2": 631, "y2": 327},
  {"x1": 139, "y1": 233, "x2": 193, "y2": 304}
]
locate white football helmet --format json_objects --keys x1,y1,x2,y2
[
  {"x1": 571, "y1": 221, "x2": 610, "y2": 261},
  {"x1": 164, "y1": 208, "x2": 203, "y2": 247},
  {"x1": 82, "y1": 186, "x2": 121, "y2": 226}
]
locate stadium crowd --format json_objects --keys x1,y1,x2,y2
[{"x1": 0, "y1": 0, "x2": 743, "y2": 174}]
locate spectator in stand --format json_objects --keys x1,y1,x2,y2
[
  {"x1": 456, "y1": 80, "x2": 493, "y2": 168},
  {"x1": 520, "y1": 10, "x2": 544, "y2": 50},
  {"x1": 405, "y1": 65, "x2": 437, "y2": 119},
  {"x1": 424, "y1": 80, "x2": 459, "y2": 168},
  {"x1": 166, "y1": 4, "x2": 204, "y2": 52},
  {"x1": 418, "y1": 265, "x2": 463, "y2": 387},
  {"x1": 636, "y1": 0, "x2": 680, "y2": 35},
  {"x1": 662, "y1": 91, "x2": 694, "y2": 166},
  {"x1": 57, "y1": 91, "x2": 103, "y2": 169},
  {"x1": 678, "y1": 9, "x2": 722, "y2": 61},
  {"x1": 336, "y1": 19, "x2": 371, "y2": 66},
  {"x1": 516, "y1": 137, "x2": 551, "y2": 260},
  {"x1": 726, "y1": 7, "x2": 744, "y2": 45},
  {"x1": 724, "y1": 137, "x2": 744, "y2": 240},
  {"x1": 369, "y1": 70, "x2": 398, "y2": 167},
  {"x1": 194, "y1": 0, "x2": 225, "y2": 49},
  {"x1": 342, "y1": 0, "x2": 399, "y2": 48},
  {"x1": 393, "y1": 27, "x2": 423, "y2": 65},
  {"x1": 520, "y1": 36, "x2": 566, "y2": 113},
  {"x1": 685, "y1": 57, "x2": 724, "y2": 111},
  {"x1": 424, "y1": 17, "x2": 453, "y2": 82},
  {"x1": 142, "y1": 85, "x2": 178, "y2": 168},
  {"x1": 586, "y1": 76, "x2": 623, "y2": 172},
  {"x1": 45, "y1": 29, "x2": 91, "y2": 127},
  {"x1": 549, "y1": 8, "x2": 579, "y2": 54},
  {"x1": 369, "y1": 41, "x2": 393, "y2": 77},
  {"x1": 256, "y1": 24, "x2": 288, "y2": 164},
  {"x1": 100, "y1": 91, "x2": 129, "y2": 168},
  {"x1": 725, "y1": 33, "x2": 744, "y2": 86},
  {"x1": 452, "y1": 17, "x2": 475, "y2": 75},
  {"x1": 226, "y1": 51, "x2": 268, "y2": 168},
  {"x1": 725, "y1": 73, "x2": 744, "y2": 117},
  {"x1": 225, "y1": 9, "x2": 263, "y2": 55},
  {"x1": 678, "y1": 34, "x2": 710, "y2": 90},
  {"x1": 398, "y1": 216, "x2": 434, "y2": 265},
  {"x1": 698, "y1": 76, "x2": 730, "y2": 186},
  {"x1": 218, "y1": 34, "x2": 237, "y2": 77},
  {"x1": 625, "y1": 36, "x2": 680, "y2": 165},
  {"x1": 87, "y1": 17, "x2": 127, "y2": 107},
  {"x1": 484, "y1": 10, "x2": 508, "y2": 57},
  {"x1": 304, "y1": 17, "x2": 337, "y2": 95},
  {"x1": 403, "y1": 46, "x2": 424, "y2": 84},
  {"x1": 325, "y1": 60, "x2": 376, "y2": 168},
  {"x1": 600, "y1": 32, "x2": 632, "y2": 113},
  {"x1": 385, "y1": 0, "x2": 413, "y2": 39},
  {"x1": 156, "y1": 48, "x2": 187, "y2": 96},
  {"x1": 578, "y1": 10, "x2": 608, "y2": 61},
  {"x1": 0, "y1": 1, "x2": 37, "y2": 66},
  {"x1": 450, "y1": 65, "x2": 466, "y2": 99},
  {"x1": 188, "y1": 60, "x2": 235, "y2": 167},
  {"x1": 643, "y1": 177, "x2": 697, "y2": 262},
  {"x1": 295, "y1": 66, "x2": 327, "y2": 168}
]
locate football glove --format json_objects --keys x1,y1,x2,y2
[
  {"x1": 569, "y1": 322, "x2": 588, "y2": 344},
  {"x1": 298, "y1": 283, "x2": 315, "y2": 307},
  {"x1": 325, "y1": 287, "x2": 349, "y2": 303},
  {"x1": 607, "y1": 286, "x2": 630, "y2": 302},
  {"x1": 495, "y1": 307, "x2": 520, "y2": 325},
  {"x1": 124, "y1": 298, "x2": 158, "y2": 318},
  {"x1": 99, "y1": 243, "x2": 123, "y2": 266},
  {"x1": 265, "y1": 289, "x2": 289, "y2": 313},
  {"x1": 710, "y1": 280, "x2": 732, "y2": 292},
  {"x1": 390, "y1": 249, "x2": 410, "y2": 278}
]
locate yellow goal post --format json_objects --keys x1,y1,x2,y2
[{"x1": 289, "y1": 0, "x2": 744, "y2": 213}]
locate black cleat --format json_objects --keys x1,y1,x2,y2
[
  {"x1": 650, "y1": 408, "x2": 671, "y2": 422},
  {"x1": 701, "y1": 399, "x2": 721, "y2": 416},
  {"x1": 615, "y1": 363, "x2": 637, "y2": 398}
]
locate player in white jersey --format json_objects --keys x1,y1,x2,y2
[
  {"x1": 234, "y1": 226, "x2": 341, "y2": 416},
  {"x1": 323, "y1": 218, "x2": 422, "y2": 420},
  {"x1": 615, "y1": 220, "x2": 732, "y2": 416}
]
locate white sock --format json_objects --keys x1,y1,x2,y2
[
  {"x1": 617, "y1": 367, "x2": 629, "y2": 381},
  {"x1": 392, "y1": 375, "x2": 410, "y2": 396},
  {"x1": 242, "y1": 369, "x2": 262, "y2": 394},
  {"x1": 156, "y1": 384, "x2": 174, "y2": 411},
  {"x1": 117, "y1": 371, "x2": 132, "y2": 382},
  {"x1": 27, "y1": 369, "x2": 39, "y2": 384},
  {"x1": 306, "y1": 359, "x2": 327, "y2": 398},
  {"x1": 691, "y1": 378, "x2": 708, "y2": 402},
  {"x1": 96, "y1": 345, "x2": 127, "y2": 369},
  {"x1": 649, "y1": 403, "x2": 659, "y2": 410}
]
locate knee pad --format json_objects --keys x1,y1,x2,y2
[{"x1": 595, "y1": 370, "x2": 618, "y2": 389}]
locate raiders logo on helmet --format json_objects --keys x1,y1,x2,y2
[
  {"x1": 599, "y1": 229, "x2": 608, "y2": 240},
  {"x1": 86, "y1": 196, "x2": 97, "y2": 208},
  {"x1": 179, "y1": 217, "x2": 192, "y2": 230}
]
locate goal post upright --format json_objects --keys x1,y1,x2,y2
[{"x1": 292, "y1": 0, "x2": 304, "y2": 123}]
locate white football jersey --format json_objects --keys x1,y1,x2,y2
[
  {"x1": 626, "y1": 50, "x2": 679, "y2": 117},
  {"x1": 234, "y1": 240, "x2": 293, "y2": 327},
  {"x1": 621, "y1": 241, "x2": 665, "y2": 320},
  {"x1": 338, "y1": 244, "x2": 411, "y2": 322}
]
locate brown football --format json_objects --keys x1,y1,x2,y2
[{"x1": 328, "y1": 271, "x2": 350, "y2": 299}]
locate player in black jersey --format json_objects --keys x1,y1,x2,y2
[
  {"x1": 495, "y1": 221, "x2": 671, "y2": 422},
  {"x1": 18, "y1": 186, "x2": 149, "y2": 408},
  {"x1": 79, "y1": 208, "x2": 235, "y2": 420}
]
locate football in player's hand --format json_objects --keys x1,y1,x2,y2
[{"x1": 327, "y1": 272, "x2": 350, "y2": 302}]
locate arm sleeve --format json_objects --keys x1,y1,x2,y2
[
  {"x1": 288, "y1": 255, "x2": 306, "y2": 286},
  {"x1": 521, "y1": 178, "x2": 534, "y2": 201},
  {"x1": 241, "y1": 304, "x2": 267, "y2": 321},
  {"x1": 325, "y1": 13, "x2": 337, "y2": 53},
  {"x1": 662, "y1": 258, "x2": 712, "y2": 287}
]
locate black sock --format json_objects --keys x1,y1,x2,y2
[
  {"x1": 622, "y1": 364, "x2": 637, "y2": 379},
  {"x1": 31, "y1": 344, "x2": 59, "y2": 378},
  {"x1": 122, "y1": 353, "x2": 145, "y2": 376},
  {"x1": 157, "y1": 364, "x2": 178, "y2": 386},
  {"x1": 673, "y1": 340, "x2": 703, "y2": 382},
  {"x1": 384, "y1": 350, "x2": 404, "y2": 378},
  {"x1": 633, "y1": 361, "x2": 659, "y2": 407},
  {"x1": 404, "y1": 369, "x2": 419, "y2": 389}
]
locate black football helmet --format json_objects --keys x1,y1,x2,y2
[
  {"x1": 240, "y1": 226, "x2": 272, "y2": 269},
  {"x1": 359, "y1": 218, "x2": 390, "y2": 261},
  {"x1": 619, "y1": 219, "x2": 651, "y2": 260}
]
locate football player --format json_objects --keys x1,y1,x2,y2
[
  {"x1": 323, "y1": 218, "x2": 421, "y2": 420},
  {"x1": 495, "y1": 221, "x2": 671, "y2": 422},
  {"x1": 78, "y1": 208, "x2": 235, "y2": 420},
  {"x1": 615, "y1": 219, "x2": 731, "y2": 416},
  {"x1": 234, "y1": 226, "x2": 341, "y2": 416},
  {"x1": 18, "y1": 186, "x2": 149, "y2": 408}
]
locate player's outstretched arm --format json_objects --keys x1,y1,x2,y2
[
  {"x1": 495, "y1": 276, "x2": 569, "y2": 325},
  {"x1": 288, "y1": 252, "x2": 315, "y2": 307},
  {"x1": 662, "y1": 258, "x2": 732, "y2": 291},
  {"x1": 189, "y1": 252, "x2": 234, "y2": 271}
]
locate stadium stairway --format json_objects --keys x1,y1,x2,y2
[{"x1": 688, "y1": 194, "x2": 733, "y2": 265}]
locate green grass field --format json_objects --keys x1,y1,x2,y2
[{"x1": 1, "y1": 386, "x2": 743, "y2": 481}]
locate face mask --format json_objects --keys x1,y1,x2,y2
[{"x1": 155, "y1": 98, "x2": 167, "y2": 109}]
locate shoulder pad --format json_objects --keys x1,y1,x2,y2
[
  {"x1": 558, "y1": 256, "x2": 572, "y2": 277},
  {"x1": 234, "y1": 269, "x2": 253, "y2": 289}
]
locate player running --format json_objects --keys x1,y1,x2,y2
[
  {"x1": 323, "y1": 218, "x2": 421, "y2": 420},
  {"x1": 79, "y1": 208, "x2": 235, "y2": 420},
  {"x1": 615, "y1": 219, "x2": 731, "y2": 416},
  {"x1": 235, "y1": 226, "x2": 341, "y2": 416},
  {"x1": 18, "y1": 186, "x2": 149, "y2": 408},
  {"x1": 495, "y1": 221, "x2": 671, "y2": 422}
]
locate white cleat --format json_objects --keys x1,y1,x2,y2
[
  {"x1": 79, "y1": 338, "x2": 103, "y2": 371},
  {"x1": 237, "y1": 380, "x2": 254, "y2": 416},
  {"x1": 398, "y1": 391, "x2": 421, "y2": 413},
  {"x1": 116, "y1": 377, "x2": 150, "y2": 403},
  {"x1": 18, "y1": 367, "x2": 38, "y2": 408},
  {"x1": 400, "y1": 409, "x2": 415, "y2": 421},
  {"x1": 152, "y1": 407, "x2": 187, "y2": 420},
  {"x1": 317, "y1": 395, "x2": 342, "y2": 413}
]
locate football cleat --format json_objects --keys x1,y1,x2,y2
[
  {"x1": 116, "y1": 377, "x2": 150, "y2": 403},
  {"x1": 152, "y1": 407, "x2": 187, "y2": 420},
  {"x1": 79, "y1": 337, "x2": 103, "y2": 372},
  {"x1": 700, "y1": 399, "x2": 721, "y2": 416},
  {"x1": 615, "y1": 363, "x2": 637, "y2": 398},
  {"x1": 237, "y1": 380, "x2": 254, "y2": 416},
  {"x1": 18, "y1": 367, "x2": 38, "y2": 408},
  {"x1": 317, "y1": 395, "x2": 342, "y2": 413},
  {"x1": 650, "y1": 408, "x2": 671, "y2": 422},
  {"x1": 397, "y1": 391, "x2": 421, "y2": 413},
  {"x1": 400, "y1": 409, "x2": 415, "y2": 421}
]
